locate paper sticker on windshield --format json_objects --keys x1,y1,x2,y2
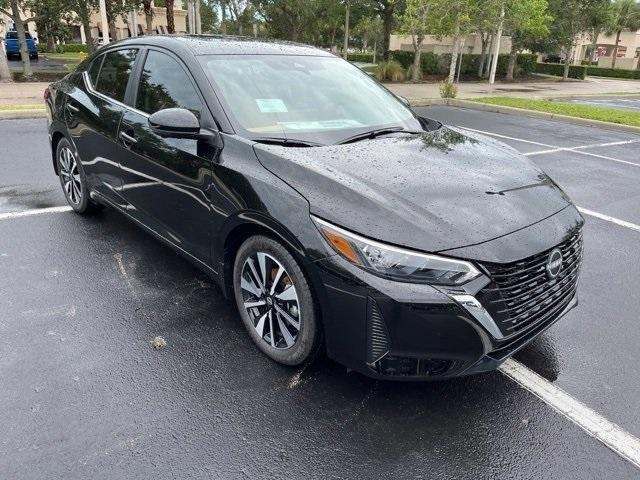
[{"x1": 256, "y1": 99, "x2": 288, "y2": 113}]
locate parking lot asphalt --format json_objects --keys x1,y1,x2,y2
[
  {"x1": 567, "y1": 96, "x2": 640, "y2": 112},
  {"x1": 2, "y1": 112, "x2": 640, "y2": 479}
]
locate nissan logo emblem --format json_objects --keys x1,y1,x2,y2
[{"x1": 546, "y1": 248, "x2": 563, "y2": 279}]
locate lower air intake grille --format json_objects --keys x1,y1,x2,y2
[{"x1": 366, "y1": 298, "x2": 390, "y2": 364}]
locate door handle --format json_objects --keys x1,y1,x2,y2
[
  {"x1": 119, "y1": 130, "x2": 137, "y2": 146},
  {"x1": 66, "y1": 103, "x2": 79, "y2": 113}
]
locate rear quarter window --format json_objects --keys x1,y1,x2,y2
[{"x1": 87, "y1": 55, "x2": 104, "y2": 86}]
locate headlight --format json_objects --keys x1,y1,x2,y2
[{"x1": 312, "y1": 216, "x2": 482, "y2": 286}]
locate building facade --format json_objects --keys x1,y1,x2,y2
[
  {"x1": 389, "y1": 34, "x2": 513, "y2": 56},
  {"x1": 573, "y1": 29, "x2": 640, "y2": 69}
]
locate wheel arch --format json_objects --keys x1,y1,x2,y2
[{"x1": 50, "y1": 130, "x2": 66, "y2": 175}]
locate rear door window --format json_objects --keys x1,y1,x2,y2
[
  {"x1": 135, "y1": 50, "x2": 202, "y2": 115},
  {"x1": 95, "y1": 49, "x2": 138, "y2": 103}
]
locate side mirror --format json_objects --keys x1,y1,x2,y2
[{"x1": 148, "y1": 107, "x2": 221, "y2": 146}]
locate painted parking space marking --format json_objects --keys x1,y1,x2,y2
[
  {"x1": 578, "y1": 207, "x2": 640, "y2": 233},
  {"x1": 500, "y1": 359, "x2": 640, "y2": 469},
  {"x1": 0, "y1": 205, "x2": 72, "y2": 221},
  {"x1": 457, "y1": 125, "x2": 640, "y2": 167}
]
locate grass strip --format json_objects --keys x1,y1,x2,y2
[{"x1": 472, "y1": 96, "x2": 640, "y2": 127}]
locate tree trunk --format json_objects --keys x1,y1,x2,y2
[
  {"x1": 0, "y1": 40, "x2": 12, "y2": 82},
  {"x1": 373, "y1": 39, "x2": 377, "y2": 63},
  {"x1": 488, "y1": 3, "x2": 504, "y2": 86},
  {"x1": 483, "y1": 34, "x2": 494, "y2": 78},
  {"x1": 382, "y1": 6, "x2": 393, "y2": 60},
  {"x1": 46, "y1": 34, "x2": 55, "y2": 52},
  {"x1": 411, "y1": 35, "x2": 422, "y2": 82},
  {"x1": 589, "y1": 28, "x2": 600, "y2": 64},
  {"x1": 563, "y1": 53, "x2": 570, "y2": 80},
  {"x1": 143, "y1": 0, "x2": 154, "y2": 34},
  {"x1": 343, "y1": 1, "x2": 349, "y2": 60},
  {"x1": 506, "y1": 43, "x2": 517, "y2": 81},
  {"x1": 448, "y1": 18, "x2": 461, "y2": 83},
  {"x1": 478, "y1": 33, "x2": 488, "y2": 78},
  {"x1": 11, "y1": 0, "x2": 32, "y2": 78},
  {"x1": 166, "y1": 0, "x2": 175, "y2": 34},
  {"x1": 611, "y1": 30, "x2": 621, "y2": 69}
]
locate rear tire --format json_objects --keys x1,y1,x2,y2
[
  {"x1": 56, "y1": 137, "x2": 102, "y2": 214},
  {"x1": 233, "y1": 235, "x2": 321, "y2": 366}
]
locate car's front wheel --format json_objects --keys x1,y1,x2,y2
[
  {"x1": 233, "y1": 235, "x2": 321, "y2": 366},
  {"x1": 56, "y1": 138, "x2": 101, "y2": 214}
]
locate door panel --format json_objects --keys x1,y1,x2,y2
[{"x1": 118, "y1": 110, "x2": 218, "y2": 263}]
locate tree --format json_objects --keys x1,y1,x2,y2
[
  {"x1": 428, "y1": 0, "x2": 472, "y2": 82},
  {"x1": 398, "y1": 0, "x2": 432, "y2": 81},
  {"x1": 372, "y1": 0, "x2": 401, "y2": 60},
  {"x1": 0, "y1": 0, "x2": 37, "y2": 78},
  {"x1": 503, "y1": 0, "x2": 551, "y2": 80},
  {"x1": 141, "y1": 0, "x2": 154, "y2": 34},
  {"x1": 470, "y1": 0, "x2": 500, "y2": 78},
  {"x1": 607, "y1": 0, "x2": 640, "y2": 69},
  {"x1": 585, "y1": 0, "x2": 615, "y2": 63},
  {"x1": 166, "y1": 0, "x2": 175, "y2": 33},
  {"x1": 353, "y1": 15, "x2": 383, "y2": 57},
  {"x1": 69, "y1": 0, "x2": 98, "y2": 52},
  {"x1": 0, "y1": 38, "x2": 12, "y2": 82},
  {"x1": 543, "y1": 0, "x2": 599, "y2": 79}
]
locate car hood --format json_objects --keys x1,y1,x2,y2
[{"x1": 253, "y1": 126, "x2": 572, "y2": 253}]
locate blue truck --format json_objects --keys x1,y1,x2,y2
[{"x1": 3, "y1": 31, "x2": 38, "y2": 59}]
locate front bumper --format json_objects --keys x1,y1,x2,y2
[{"x1": 313, "y1": 252, "x2": 579, "y2": 381}]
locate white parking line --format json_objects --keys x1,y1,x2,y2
[
  {"x1": 457, "y1": 125, "x2": 640, "y2": 167},
  {"x1": 500, "y1": 359, "x2": 640, "y2": 469},
  {"x1": 578, "y1": 207, "x2": 640, "y2": 233},
  {"x1": 0, "y1": 206, "x2": 72, "y2": 221}
]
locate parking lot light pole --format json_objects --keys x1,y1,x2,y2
[{"x1": 99, "y1": 0, "x2": 109, "y2": 45}]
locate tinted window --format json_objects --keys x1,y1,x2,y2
[
  {"x1": 6, "y1": 32, "x2": 17, "y2": 39},
  {"x1": 95, "y1": 49, "x2": 137, "y2": 103},
  {"x1": 87, "y1": 55, "x2": 103, "y2": 86},
  {"x1": 136, "y1": 50, "x2": 202, "y2": 115}
]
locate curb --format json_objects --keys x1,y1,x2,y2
[
  {"x1": 0, "y1": 109, "x2": 47, "y2": 120},
  {"x1": 413, "y1": 98, "x2": 640, "y2": 135}
]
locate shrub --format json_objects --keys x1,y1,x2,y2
[
  {"x1": 406, "y1": 63, "x2": 423, "y2": 81},
  {"x1": 585, "y1": 66, "x2": 640, "y2": 79},
  {"x1": 347, "y1": 53, "x2": 374, "y2": 63},
  {"x1": 534, "y1": 62, "x2": 587, "y2": 80},
  {"x1": 439, "y1": 80, "x2": 458, "y2": 99},
  {"x1": 389, "y1": 51, "x2": 537, "y2": 77},
  {"x1": 375, "y1": 60, "x2": 406, "y2": 82},
  {"x1": 61, "y1": 43, "x2": 88, "y2": 53}
]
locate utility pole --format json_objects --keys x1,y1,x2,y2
[
  {"x1": 99, "y1": 0, "x2": 110, "y2": 44},
  {"x1": 343, "y1": 0, "x2": 350, "y2": 60},
  {"x1": 488, "y1": 2, "x2": 505, "y2": 90}
]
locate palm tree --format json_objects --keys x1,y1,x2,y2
[
  {"x1": 607, "y1": 0, "x2": 640, "y2": 69},
  {"x1": 166, "y1": 0, "x2": 175, "y2": 33}
]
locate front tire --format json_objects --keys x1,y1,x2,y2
[
  {"x1": 233, "y1": 235, "x2": 321, "y2": 366},
  {"x1": 56, "y1": 137, "x2": 101, "y2": 214}
]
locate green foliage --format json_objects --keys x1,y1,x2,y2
[
  {"x1": 585, "y1": 67, "x2": 640, "y2": 80},
  {"x1": 61, "y1": 43, "x2": 88, "y2": 53},
  {"x1": 439, "y1": 80, "x2": 458, "y2": 99},
  {"x1": 374, "y1": 60, "x2": 406, "y2": 82},
  {"x1": 389, "y1": 50, "x2": 537, "y2": 77},
  {"x1": 347, "y1": 53, "x2": 375, "y2": 62},
  {"x1": 534, "y1": 62, "x2": 587, "y2": 80},
  {"x1": 473, "y1": 96, "x2": 640, "y2": 127}
]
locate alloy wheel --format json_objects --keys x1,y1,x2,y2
[
  {"x1": 59, "y1": 146, "x2": 82, "y2": 205},
  {"x1": 240, "y1": 252, "x2": 301, "y2": 349}
]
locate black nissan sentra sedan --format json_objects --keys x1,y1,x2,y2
[{"x1": 45, "y1": 35, "x2": 584, "y2": 380}]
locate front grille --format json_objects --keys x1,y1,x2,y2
[{"x1": 478, "y1": 229, "x2": 583, "y2": 337}]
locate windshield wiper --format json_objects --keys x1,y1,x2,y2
[
  {"x1": 251, "y1": 137, "x2": 322, "y2": 148},
  {"x1": 336, "y1": 127, "x2": 423, "y2": 145}
]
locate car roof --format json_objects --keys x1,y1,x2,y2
[{"x1": 107, "y1": 34, "x2": 335, "y2": 57}]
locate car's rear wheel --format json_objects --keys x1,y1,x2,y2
[
  {"x1": 233, "y1": 235, "x2": 320, "y2": 366},
  {"x1": 56, "y1": 138, "x2": 101, "y2": 214}
]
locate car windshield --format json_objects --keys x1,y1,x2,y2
[
  {"x1": 5, "y1": 32, "x2": 31, "y2": 39},
  {"x1": 200, "y1": 54, "x2": 423, "y2": 145}
]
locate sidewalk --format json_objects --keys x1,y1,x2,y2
[
  {"x1": 385, "y1": 76, "x2": 640, "y2": 102},
  {"x1": 0, "y1": 82, "x2": 49, "y2": 107}
]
